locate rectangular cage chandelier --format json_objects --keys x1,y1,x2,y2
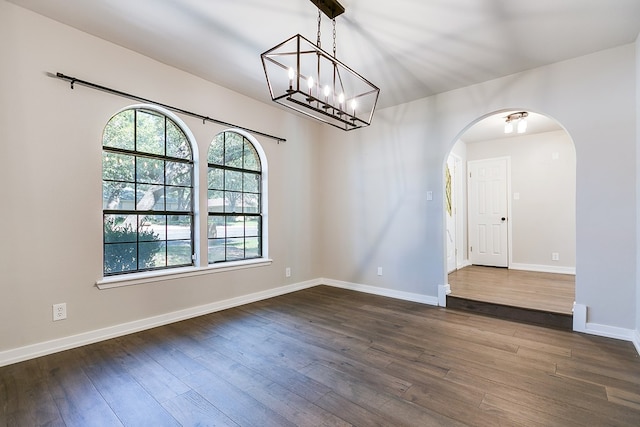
[{"x1": 261, "y1": 0, "x2": 380, "y2": 131}]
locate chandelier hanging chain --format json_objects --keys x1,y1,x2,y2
[
  {"x1": 316, "y1": 8, "x2": 338, "y2": 57},
  {"x1": 333, "y1": 18, "x2": 337, "y2": 58},
  {"x1": 316, "y1": 2, "x2": 339, "y2": 84},
  {"x1": 317, "y1": 9, "x2": 322, "y2": 48}
]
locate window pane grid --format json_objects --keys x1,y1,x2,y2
[
  {"x1": 207, "y1": 215, "x2": 262, "y2": 263},
  {"x1": 207, "y1": 131, "x2": 262, "y2": 264},
  {"x1": 104, "y1": 212, "x2": 194, "y2": 276},
  {"x1": 103, "y1": 108, "x2": 194, "y2": 276}
]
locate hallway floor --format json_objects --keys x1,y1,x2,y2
[{"x1": 448, "y1": 266, "x2": 575, "y2": 315}]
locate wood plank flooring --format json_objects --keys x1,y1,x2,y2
[
  {"x1": 448, "y1": 266, "x2": 576, "y2": 314},
  {"x1": 2, "y1": 285, "x2": 639, "y2": 426}
]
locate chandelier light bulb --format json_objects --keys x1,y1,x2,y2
[
  {"x1": 324, "y1": 85, "x2": 330, "y2": 99},
  {"x1": 307, "y1": 76, "x2": 314, "y2": 97},
  {"x1": 338, "y1": 93, "x2": 345, "y2": 106},
  {"x1": 351, "y1": 99, "x2": 357, "y2": 115},
  {"x1": 288, "y1": 68, "x2": 295, "y2": 90}
]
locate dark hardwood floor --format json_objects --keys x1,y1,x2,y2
[{"x1": 2, "y1": 286, "x2": 639, "y2": 426}]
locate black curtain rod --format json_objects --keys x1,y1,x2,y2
[{"x1": 51, "y1": 72, "x2": 286, "y2": 143}]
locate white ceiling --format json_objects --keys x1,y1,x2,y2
[{"x1": 7, "y1": 0, "x2": 640, "y2": 138}]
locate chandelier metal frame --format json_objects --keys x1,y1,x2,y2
[{"x1": 260, "y1": 0, "x2": 380, "y2": 131}]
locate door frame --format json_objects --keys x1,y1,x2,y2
[
  {"x1": 467, "y1": 156, "x2": 513, "y2": 268},
  {"x1": 446, "y1": 153, "x2": 465, "y2": 272}
]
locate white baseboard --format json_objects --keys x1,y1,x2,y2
[
  {"x1": 0, "y1": 279, "x2": 320, "y2": 368},
  {"x1": 573, "y1": 302, "x2": 639, "y2": 355},
  {"x1": 2, "y1": 278, "x2": 637, "y2": 367},
  {"x1": 321, "y1": 278, "x2": 439, "y2": 306},
  {"x1": 583, "y1": 322, "x2": 638, "y2": 343},
  {"x1": 457, "y1": 260, "x2": 472, "y2": 270},
  {"x1": 517, "y1": 300, "x2": 640, "y2": 355},
  {"x1": 509, "y1": 263, "x2": 576, "y2": 275}
]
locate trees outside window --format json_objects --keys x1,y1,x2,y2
[{"x1": 102, "y1": 108, "x2": 194, "y2": 275}]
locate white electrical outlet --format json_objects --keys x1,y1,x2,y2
[
  {"x1": 285, "y1": 267, "x2": 291, "y2": 278},
  {"x1": 377, "y1": 267, "x2": 383, "y2": 276},
  {"x1": 53, "y1": 303, "x2": 67, "y2": 321},
  {"x1": 552, "y1": 252, "x2": 560, "y2": 261}
]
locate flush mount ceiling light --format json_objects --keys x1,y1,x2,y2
[
  {"x1": 261, "y1": 0, "x2": 380, "y2": 131},
  {"x1": 504, "y1": 111, "x2": 528, "y2": 134}
]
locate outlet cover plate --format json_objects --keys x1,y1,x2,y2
[{"x1": 53, "y1": 303, "x2": 67, "y2": 321}]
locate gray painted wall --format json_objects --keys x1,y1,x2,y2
[
  {"x1": 318, "y1": 44, "x2": 637, "y2": 329},
  {"x1": 0, "y1": 2, "x2": 322, "y2": 352}
]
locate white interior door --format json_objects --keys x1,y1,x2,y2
[{"x1": 468, "y1": 158, "x2": 509, "y2": 267}]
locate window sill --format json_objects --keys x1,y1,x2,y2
[{"x1": 96, "y1": 258, "x2": 273, "y2": 290}]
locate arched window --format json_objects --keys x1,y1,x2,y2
[
  {"x1": 207, "y1": 131, "x2": 264, "y2": 263},
  {"x1": 102, "y1": 107, "x2": 195, "y2": 275}
]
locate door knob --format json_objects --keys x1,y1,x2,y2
[{"x1": 501, "y1": 217, "x2": 506, "y2": 221}]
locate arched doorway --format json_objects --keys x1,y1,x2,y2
[{"x1": 443, "y1": 110, "x2": 576, "y2": 327}]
